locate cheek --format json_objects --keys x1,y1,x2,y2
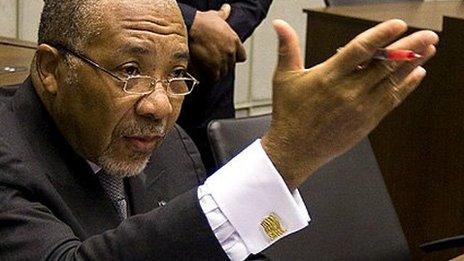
[
  {"x1": 109, "y1": 95, "x2": 183, "y2": 138},
  {"x1": 99, "y1": 96, "x2": 184, "y2": 163},
  {"x1": 167, "y1": 97, "x2": 183, "y2": 126},
  {"x1": 69, "y1": 86, "x2": 139, "y2": 159},
  {"x1": 100, "y1": 96, "x2": 140, "y2": 143}
]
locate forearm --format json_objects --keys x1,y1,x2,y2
[
  {"x1": 200, "y1": 140, "x2": 310, "y2": 260},
  {"x1": 71, "y1": 189, "x2": 226, "y2": 260},
  {"x1": 177, "y1": 3, "x2": 197, "y2": 31},
  {"x1": 178, "y1": 1, "x2": 273, "y2": 42},
  {"x1": 0, "y1": 187, "x2": 227, "y2": 260},
  {"x1": 227, "y1": 0, "x2": 273, "y2": 41}
]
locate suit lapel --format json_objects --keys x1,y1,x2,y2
[
  {"x1": 9, "y1": 79, "x2": 208, "y2": 237},
  {"x1": 45, "y1": 149, "x2": 122, "y2": 236},
  {"x1": 11, "y1": 79, "x2": 120, "y2": 238},
  {"x1": 127, "y1": 173, "x2": 149, "y2": 215}
]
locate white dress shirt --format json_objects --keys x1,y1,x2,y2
[
  {"x1": 199, "y1": 139, "x2": 310, "y2": 260},
  {"x1": 89, "y1": 139, "x2": 310, "y2": 260}
]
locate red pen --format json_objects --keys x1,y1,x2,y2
[{"x1": 373, "y1": 48, "x2": 421, "y2": 61}]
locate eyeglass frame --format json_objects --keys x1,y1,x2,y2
[{"x1": 46, "y1": 42, "x2": 199, "y2": 96}]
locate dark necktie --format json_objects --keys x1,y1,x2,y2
[{"x1": 97, "y1": 171, "x2": 128, "y2": 221}]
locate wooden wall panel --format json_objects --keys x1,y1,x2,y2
[
  {"x1": 17, "y1": 0, "x2": 43, "y2": 42},
  {"x1": 304, "y1": 2, "x2": 464, "y2": 260},
  {"x1": 0, "y1": 37, "x2": 36, "y2": 86},
  {"x1": 0, "y1": 0, "x2": 17, "y2": 39}
]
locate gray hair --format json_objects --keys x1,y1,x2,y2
[{"x1": 38, "y1": 0, "x2": 105, "y2": 49}]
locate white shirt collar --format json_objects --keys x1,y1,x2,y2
[{"x1": 87, "y1": 160, "x2": 102, "y2": 174}]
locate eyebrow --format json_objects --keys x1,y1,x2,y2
[
  {"x1": 173, "y1": 51, "x2": 189, "y2": 61},
  {"x1": 119, "y1": 44, "x2": 151, "y2": 56},
  {"x1": 117, "y1": 43, "x2": 189, "y2": 64}
]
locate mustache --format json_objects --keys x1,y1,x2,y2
[{"x1": 117, "y1": 119, "x2": 167, "y2": 138}]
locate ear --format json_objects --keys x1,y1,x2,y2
[{"x1": 35, "y1": 44, "x2": 62, "y2": 95}]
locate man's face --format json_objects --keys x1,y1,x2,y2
[{"x1": 52, "y1": 0, "x2": 188, "y2": 177}]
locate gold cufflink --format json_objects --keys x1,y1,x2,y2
[{"x1": 260, "y1": 212, "x2": 287, "y2": 241}]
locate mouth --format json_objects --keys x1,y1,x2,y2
[{"x1": 124, "y1": 134, "x2": 164, "y2": 153}]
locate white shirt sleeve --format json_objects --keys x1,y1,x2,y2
[{"x1": 197, "y1": 139, "x2": 311, "y2": 260}]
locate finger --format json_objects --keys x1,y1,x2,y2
[
  {"x1": 272, "y1": 19, "x2": 303, "y2": 72},
  {"x1": 326, "y1": 19, "x2": 407, "y2": 76},
  {"x1": 388, "y1": 29, "x2": 439, "y2": 51},
  {"x1": 219, "y1": 65, "x2": 229, "y2": 81},
  {"x1": 202, "y1": 58, "x2": 222, "y2": 83},
  {"x1": 236, "y1": 41, "x2": 247, "y2": 63},
  {"x1": 217, "y1": 4, "x2": 231, "y2": 20},
  {"x1": 212, "y1": 69, "x2": 221, "y2": 83},
  {"x1": 383, "y1": 44, "x2": 436, "y2": 88},
  {"x1": 372, "y1": 66, "x2": 426, "y2": 112},
  {"x1": 223, "y1": 53, "x2": 234, "y2": 79},
  {"x1": 356, "y1": 30, "x2": 438, "y2": 90},
  {"x1": 214, "y1": 53, "x2": 230, "y2": 82}
]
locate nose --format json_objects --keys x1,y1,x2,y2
[{"x1": 135, "y1": 82, "x2": 172, "y2": 120}]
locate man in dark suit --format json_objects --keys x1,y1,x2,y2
[
  {"x1": 0, "y1": 0, "x2": 438, "y2": 259},
  {"x1": 176, "y1": 0, "x2": 272, "y2": 174},
  {"x1": 0, "y1": 79, "x2": 219, "y2": 259}
]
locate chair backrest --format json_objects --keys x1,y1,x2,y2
[
  {"x1": 324, "y1": 0, "x2": 419, "y2": 7},
  {"x1": 207, "y1": 114, "x2": 410, "y2": 260},
  {"x1": 207, "y1": 114, "x2": 272, "y2": 167}
]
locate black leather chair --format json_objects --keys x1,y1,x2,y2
[
  {"x1": 208, "y1": 114, "x2": 410, "y2": 260},
  {"x1": 208, "y1": 114, "x2": 272, "y2": 167},
  {"x1": 420, "y1": 235, "x2": 464, "y2": 253},
  {"x1": 324, "y1": 0, "x2": 419, "y2": 7}
]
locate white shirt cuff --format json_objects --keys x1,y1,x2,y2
[{"x1": 198, "y1": 139, "x2": 310, "y2": 260}]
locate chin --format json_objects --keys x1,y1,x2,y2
[
  {"x1": 97, "y1": 150, "x2": 151, "y2": 178},
  {"x1": 98, "y1": 118, "x2": 168, "y2": 177}
]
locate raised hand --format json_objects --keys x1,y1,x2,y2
[
  {"x1": 188, "y1": 4, "x2": 247, "y2": 84},
  {"x1": 262, "y1": 19, "x2": 439, "y2": 190}
]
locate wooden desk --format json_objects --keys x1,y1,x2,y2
[
  {"x1": 304, "y1": 2, "x2": 464, "y2": 260},
  {"x1": 0, "y1": 37, "x2": 36, "y2": 86}
]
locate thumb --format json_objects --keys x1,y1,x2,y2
[
  {"x1": 236, "y1": 42, "x2": 247, "y2": 62},
  {"x1": 217, "y1": 4, "x2": 231, "y2": 20},
  {"x1": 273, "y1": 19, "x2": 303, "y2": 72}
]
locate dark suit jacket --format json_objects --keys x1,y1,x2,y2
[
  {"x1": 176, "y1": 0, "x2": 272, "y2": 174},
  {"x1": 0, "y1": 79, "x2": 229, "y2": 260},
  {"x1": 177, "y1": 0, "x2": 273, "y2": 41}
]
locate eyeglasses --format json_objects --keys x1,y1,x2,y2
[{"x1": 49, "y1": 43, "x2": 199, "y2": 96}]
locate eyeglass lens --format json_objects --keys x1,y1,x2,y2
[{"x1": 124, "y1": 77, "x2": 195, "y2": 95}]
